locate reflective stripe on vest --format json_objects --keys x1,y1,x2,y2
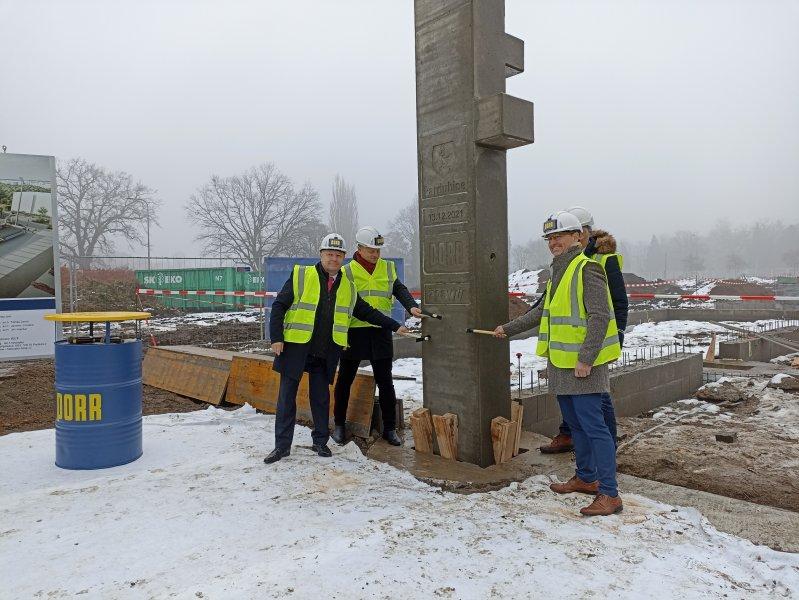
[
  {"x1": 344, "y1": 259, "x2": 396, "y2": 328},
  {"x1": 283, "y1": 265, "x2": 357, "y2": 347},
  {"x1": 536, "y1": 253, "x2": 621, "y2": 368}
]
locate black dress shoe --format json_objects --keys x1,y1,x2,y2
[
  {"x1": 382, "y1": 429, "x2": 402, "y2": 446},
  {"x1": 263, "y1": 447, "x2": 290, "y2": 464},
  {"x1": 331, "y1": 425, "x2": 346, "y2": 445},
  {"x1": 311, "y1": 444, "x2": 332, "y2": 457}
]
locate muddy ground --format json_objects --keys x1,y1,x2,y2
[
  {"x1": 616, "y1": 377, "x2": 799, "y2": 513},
  {"x1": 0, "y1": 359, "x2": 217, "y2": 436}
]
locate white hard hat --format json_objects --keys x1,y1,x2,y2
[
  {"x1": 355, "y1": 226, "x2": 385, "y2": 249},
  {"x1": 566, "y1": 206, "x2": 594, "y2": 228},
  {"x1": 320, "y1": 233, "x2": 346, "y2": 253},
  {"x1": 541, "y1": 211, "x2": 583, "y2": 238}
]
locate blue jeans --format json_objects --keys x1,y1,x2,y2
[
  {"x1": 559, "y1": 393, "x2": 617, "y2": 445},
  {"x1": 559, "y1": 332, "x2": 623, "y2": 442},
  {"x1": 557, "y1": 394, "x2": 618, "y2": 497},
  {"x1": 274, "y1": 356, "x2": 331, "y2": 450}
]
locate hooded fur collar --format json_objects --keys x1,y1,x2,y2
[{"x1": 591, "y1": 229, "x2": 617, "y2": 254}]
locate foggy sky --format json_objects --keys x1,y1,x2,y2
[{"x1": 1, "y1": 0, "x2": 798, "y2": 258}]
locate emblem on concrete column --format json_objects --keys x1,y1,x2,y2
[{"x1": 432, "y1": 142, "x2": 454, "y2": 175}]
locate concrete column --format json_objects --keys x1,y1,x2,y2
[{"x1": 414, "y1": 0, "x2": 533, "y2": 466}]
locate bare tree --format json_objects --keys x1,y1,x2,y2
[
  {"x1": 510, "y1": 237, "x2": 551, "y2": 272},
  {"x1": 187, "y1": 163, "x2": 322, "y2": 269},
  {"x1": 57, "y1": 158, "x2": 156, "y2": 268},
  {"x1": 328, "y1": 174, "x2": 358, "y2": 250},
  {"x1": 286, "y1": 217, "x2": 329, "y2": 257},
  {"x1": 383, "y1": 198, "x2": 420, "y2": 288}
]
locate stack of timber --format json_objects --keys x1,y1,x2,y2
[
  {"x1": 491, "y1": 401, "x2": 524, "y2": 465},
  {"x1": 409, "y1": 408, "x2": 458, "y2": 461},
  {"x1": 409, "y1": 408, "x2": 434, "y2": 453},
  {"x1": 432, "y1": 413, "x2": 458, "y2": 460},
  {"x1": 142, "y1": 345, "x2": 378, "y2": 437}
]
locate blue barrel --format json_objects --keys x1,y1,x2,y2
[{"x1": 54, "y1": 338, "x2": 143, "y2": 469}]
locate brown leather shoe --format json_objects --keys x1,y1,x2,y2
[
  {"x1": 549, "y1": 475, "x2": 599, "y2": 495},
  {"x1": 580, "y1": 493, "x2": 623, "y2": 516},
  {"x1": 539, "y1": 433, "x2": 574, "y2": 454}
]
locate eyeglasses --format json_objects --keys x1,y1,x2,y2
[{"x1": 545, "y1": 232, "x2": 578, "y2": 241}]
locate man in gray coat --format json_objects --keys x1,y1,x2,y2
[{"x1": 493, "y1": 211, "x2": 623, "y2": 516}]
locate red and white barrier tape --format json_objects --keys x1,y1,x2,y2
[
  {"x1": 625, "y1": 279, "x2": 774, "y2": 289},
  {"x1": 627, "y1": 293, "x2": 798, "y2": 302},
  {"x1": 136, "y1": 288, "x2": 277, "y2": 297},
  {"x1": 625, "y1": 279, "x2": 685, "y2": 289},
  {"x1": 137, "y1": 288, "x2": 797, "y2": 303}
]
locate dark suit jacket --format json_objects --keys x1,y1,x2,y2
[{"x1": 269, "y1": 262, "x2": 401, "y2": 383}]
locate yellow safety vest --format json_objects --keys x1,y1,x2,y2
[
  {"x1": 283, "y1": 265, "x2": 356, "y2": 347},
  {"x1": 343, "y1": 259, "x2": 396, "y2": 328},
  {"x1": 592, "y1": 252, "x2": 624, "y2": 271},
  {"x1": 536, "y1": 253, "x2": 621, "y2": 368}
]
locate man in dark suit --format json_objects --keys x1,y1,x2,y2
[{"x1": 264, "y1": 233, "x2": 408, "y2": 464}]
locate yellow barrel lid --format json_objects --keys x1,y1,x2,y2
[{"x1": 44, "y1": 311, "x2": 152, "y2": 323}]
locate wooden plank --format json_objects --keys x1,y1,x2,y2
[
  {"x1": 226, "y1": 354, "x2": 375, "y2": 435},
  {"x1": 409, "y1": 407, "x2": 434, "y2": 454},
  {"x1": 142, "y1": 346, "x2": 232, "y2": 405},
  {"x1": 510, "y1": 401, "x2": 524, "y2": 457},
  {"x1": 432, "y1": 413, "x2": 458, "y2": 460},
  {"x1": 343, "y1": 370, "x2": 377, "y2": 438},
  {"x1": 504, "y1": 420, "x2": 517, "y2": 463},
  {"x1": 151, "y1": 345, "x2": 238, "y2": 360},
  {"x1": 491, "y1": 416, "x2": 512, "y2": 464},
  {"x1": 705, "y1": 333, "x2": 716, "y2": 362}
]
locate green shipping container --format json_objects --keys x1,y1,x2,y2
[{"x1": 135, "y1": 267, "x2": 264, "y2": 312}]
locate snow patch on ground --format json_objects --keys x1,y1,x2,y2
[
  {"x1": 508, "y1": 268, "x2": 543, "y2": 295},
  {"x1": 771, "y1": 352, "x2": 799, "y2": 365},
  {"x1": 744, "y1": 276, "x2": 777, "y2": 285},
  {"x1": 2, "y1": 407, "x2": 797, "y2": 598},
  {"x1": 652, "y1": 400, "x2": 722, "y2": 421},
  {"x1": 146, "y1": 309, "x2": 263, "y2": 332}
]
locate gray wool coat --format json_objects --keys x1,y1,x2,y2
[{"x1": 502, "y1": 245, "x2": 613, "y2": 395}]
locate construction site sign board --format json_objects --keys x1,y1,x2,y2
[{"x1": 0, "y1": 153, "x2": 62, "y2": 360}]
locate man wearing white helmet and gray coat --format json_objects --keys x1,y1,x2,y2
[
  {"x1": 332, "y1": 226, "x2": 422, "y2": 446},
  {"x1": 538, "y1": 206, "x2": 629, "y2": 454},
  {"x1": 492, "y1": 212, "x2": 623, "y2": 516},
  {"x1": 264, "y1": 233, "x2": 409, "y2": 464}
]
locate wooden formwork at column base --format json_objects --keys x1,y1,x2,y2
[
  {"x1": 226, "y1": 354, "x2": 377, "y2": 437},
  {"x1": 143, "y1": 345, "x2": 233, "y2": 405}
]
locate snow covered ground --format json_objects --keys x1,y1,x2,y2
[
  {"x1": 146, "y1": 309, "x2": 263, "y2": 332},
  {"x1": 508, "y1": 268, "x2": 543, "y2": 296},
  {"x1": 2, "y1": 406, "x2": 797, "y2": 598}
]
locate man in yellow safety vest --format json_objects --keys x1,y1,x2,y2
[
  {"x1": 332, "y1": 226, "x2": 422, "y2": 446},
  {"x1": 538, "y1": 206, "x2": 629, "y2": 454},
  {"x1": 492, "y1": 212, "x2": 623, "y2": 516},
  {"x1": 264, "y1": 233, "x2": 409, "y2": 465}
]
